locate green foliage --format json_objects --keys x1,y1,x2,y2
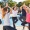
[
  {"x1": 17, "y1": 1, "x2": 30, "y2": 7},
  {"x1": 16, "y1": 2, "x2": 23, "y2": 7},
  {"x1": 22, "y1": 1, "x2": 30, "y2": 6},
  {"x1": 8, "y1": 0, "x2": 17, "y2": 7},
  {"x1": 0, "y1": 2, "x2": 3, "y2": 6}
]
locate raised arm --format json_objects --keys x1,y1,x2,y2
[
  {"x1": 22, "y1": 5, "x2": 29, "y2": 13},
  {"x1": 10, "y1": 8, "x2": 12, "y2": 14}
]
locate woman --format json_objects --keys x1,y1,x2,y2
[
  {"x1": 2, "y1": 7, "x2": 10, "y2": 30},
  {"x1": 22, "y1": 5, "x2": 30, "y2": 30},
  {"x1": 12, "y1": 7, "x2": 18, "y2": 29},
  {"x1": 25, "y1": 7, "x2": 30, "y2": 30}
]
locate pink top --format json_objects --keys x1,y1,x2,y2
[{"x1": 26, "y1": 12, "x2": 30, "y2": 23}]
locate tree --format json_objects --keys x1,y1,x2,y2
[
  {"x1": 0, "y1": 2, "x2": 3, "y2": 6},
  {"x1": 22, "y1": 1, "x2": 30, "y2": 6},
  {"x1": 26, "y1": 0, "x2": 30, "y2": 1},
  {"x1": 8, "y1": 0, "x2": 17, "y2": 7},
  {"x1": 17, "y1": 2, "x2": 23, "y2": 7}
]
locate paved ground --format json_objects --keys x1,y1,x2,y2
[{"x1": 0, "y1": 24, "x2": 29, "y2": 30}]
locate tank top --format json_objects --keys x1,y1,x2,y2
[{"x1": 26, "y1": 12, "x2": 30, "y2": 23}]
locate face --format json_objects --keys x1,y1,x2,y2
[
  {"x1": 23, "y1": 6, "x2": 27, "y2": 10},
  {"x1": 14, "y1": 7, "x2": 17, "y2": 11}
]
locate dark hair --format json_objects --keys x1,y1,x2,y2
[
  {"x1": 5, "y1": 7, "x2": 10, "y2": 13},
  {"x1": 1, "y1": 5, "x2": 4, "y2": 8},
  {"x1": 13, "y1": 6, "x2": 16, "y2": 10},
  {"x1": 7, "y1": 7, "x2": 10, "y2": 13},
  {"x1": 3, "y1": 7, "x2": 7, "y2": 11}
]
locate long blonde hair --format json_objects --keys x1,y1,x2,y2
[{"x1": 2, "y1": 7, "x2": 7, "y2": 19}]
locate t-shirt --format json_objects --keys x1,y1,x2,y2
[
  {"x1": 3, "y1": 13, "x2": 10, "y2": 26},
  {"x1": 12, "y1": 10, "x2": 18, "y2": 17}
]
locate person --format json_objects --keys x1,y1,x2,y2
[
  {"x1": 25, "y1": 7, "x2": 30, "y2": 30},
  {"x1": 2, "y1": 7, "x2": 10, "y2": 30},
  {"x1": 0, "y1": 6, "x2": 2, "y2": 24},
  {"x1": 21, "y1": 6, "x2": 27, "y2": 30},
  {"x1": 18, "y1": 4, "x2": 27, "y2": 30},
  {"x1": 18, "y1": 6, "x2": 22, "y2": 22},
  {"x1": 21, "y1": 5, "x2": 30, "y2": 30},
  {"x1": 12, "y1": 7, "x2": 18, "y2": 29}
]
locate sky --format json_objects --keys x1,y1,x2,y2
[
  {"x1": 0, "y1": 0, "x2": 3, "y2": 1},
  {"x1": 0, "y1": 0, "x2": 26, "y2": 3},
  {"x1": 13, "y1": 0, "x2": 26, "y2": 3},
  {"x1": 0, "y1": 0, "x2": 1, "y2": 1}
]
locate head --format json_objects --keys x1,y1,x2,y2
[
  {"x1": 2, "y1": 7, "x2": 8, "y2": 18},
  {"x1": 13, "y1": 7, "x2": 17, "y2": 11}
]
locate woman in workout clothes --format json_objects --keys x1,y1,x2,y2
[
  {"x1": 2, "y1": 7, "x2": 10, "y2": 30},
  {"x1": 22, "y1": 5, "x2": 30, "y2": 30},
  {"x1": 12, "y1": 7, "x2": 18, "y2": 29}
]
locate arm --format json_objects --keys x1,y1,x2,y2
[
  {"x1": 25, "y1": 7, "x2": 29, "y2": 13},
  {"x1": 10, "y1": 8, "x2": 13, "y2": 14}
]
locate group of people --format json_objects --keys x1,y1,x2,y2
[{"x1": 0, "y1": 3, "x2": 30, "y2": 30}]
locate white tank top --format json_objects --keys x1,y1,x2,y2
[
  {"x1": 3, "y1": 13, "x2": 10, "y2": 26},
  {"x1": 12, "y1": 10, "x2": 18, "y2": 17}
]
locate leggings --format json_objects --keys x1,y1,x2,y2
[
  {"x1": 3, "y1": 26, "x2": 16, "y2": 30},
  {"x1": 21, "y1": 21, "x2": 30, "y2": 30},
  {"x1": 0, "y1": 19, "x2": 2, "y2": 24},
  {"x1": 12, "y1": 17, "x2": 18, "y2": 29}
]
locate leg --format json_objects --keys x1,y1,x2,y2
[
  {"x1": 21, "y1": 16, "x2": 26, "y2": 30},
  {"x1": 3, "y1": 26, "x2": 6, "y2": 30},
  {"x1": 21, "y1": 22, "x2": 25, "y2": 30},
  {"x1": 15, "y1": 17, "x2": 18, "y2": 23},
  {"x1": 0, "y1": 19, "x2": 2, "y2": 24},
  {"x1": 21, "y1": 21, "x2": 27, "y2": 30},
  {"x1": 19, "y1": 16, "x2": 23, "y2": 22},
  {"x1": 28, "y1": 23, "x2": 30, "y2": 30},
  {"x1": 12, "y1": 17, "x2": 16, "y2": 29}
]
